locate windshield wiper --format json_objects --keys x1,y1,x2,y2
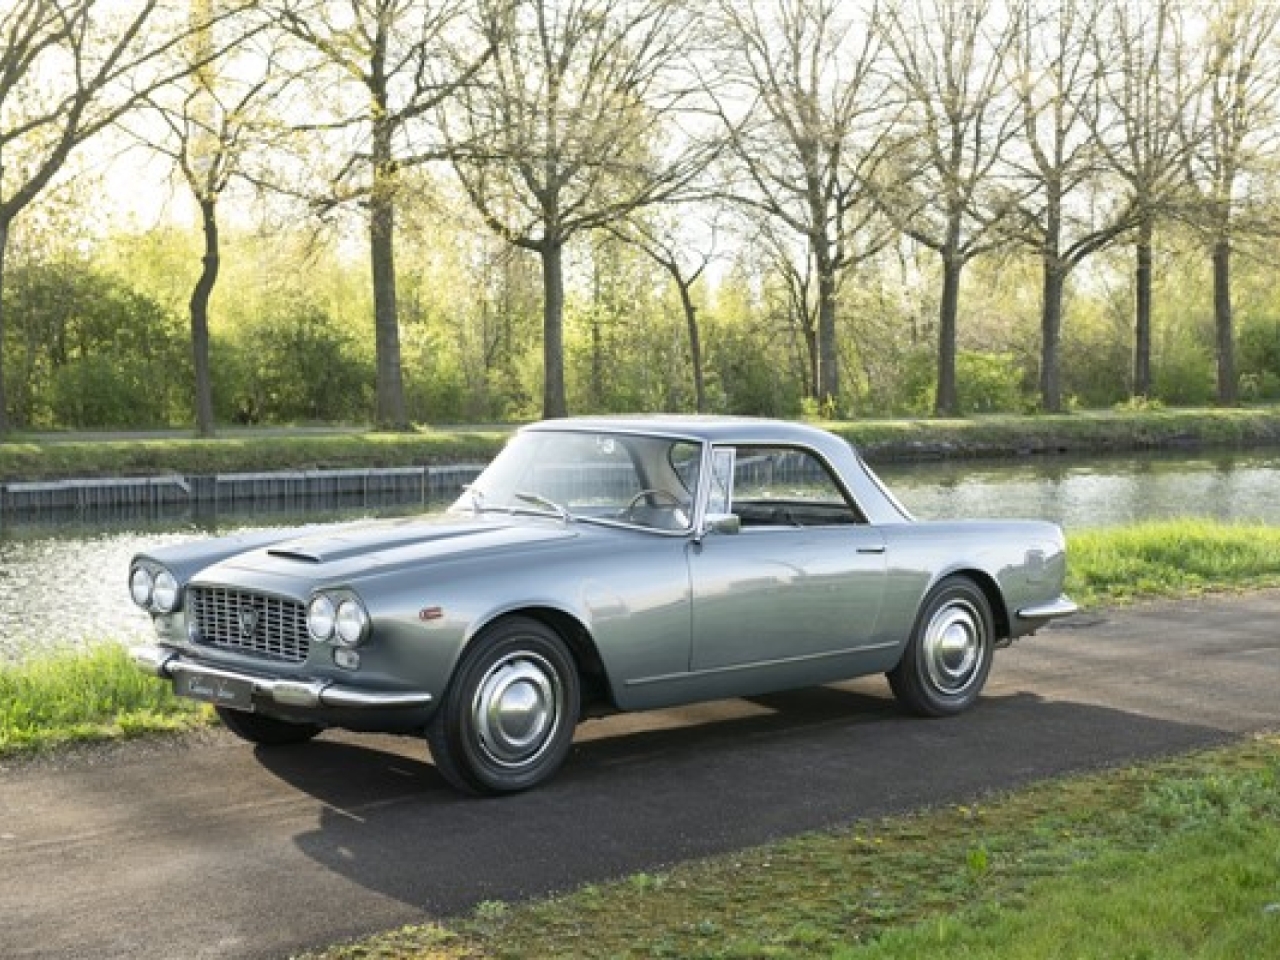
[{"x1": 514, "y1": 491, "x2": 573, "y2": 523}]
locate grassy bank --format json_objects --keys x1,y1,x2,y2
[
  {"x1": 0, "y1": 427, "x2": 510, "y2": 482},
  {"x1": 290, "y1": 735, "x2": 1280, "y2": 960},
  {"x1": 0, "y1": 644, "x2": 207, "y2": 755},
  {"x1": 4, "y1": 406, "x2": 1280, "y2": 482},
  {"x1": 1066, "y1": 519, "x2": 1280, "y2": 607},
  {"x1": 3, "y1": 520, "x2": 1279, "y2": 759}
]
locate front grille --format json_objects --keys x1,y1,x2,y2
[{"x1": 188, "y1": 587, "x2": 310, "y2": 664}]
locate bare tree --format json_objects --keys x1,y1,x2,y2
[
  {"x1": 878, "y1": 0, "x2": 1020, "y2": 416},
  {"x1": 131, "y1": 2, "x2": 286, "y2": 435},
  {"x1": 1005, "y1": 0, "x2": 1137, "y2": 412},
  {"x1": 444, "y1": 0, "x2": 711, "y2": 419},
  {"x1": 268, "y1": 0, "x2": 492, "y2": 429},
  {"x1": 758, "y1": 225, "x2": 821, "y2": 400},
  {"x1": 0, "y1": 0, "x2": 238, "y2": 434},
  {"x1": 714, "y1": 0, "x2": 893, "y2": 411},
  {"x1": 1180, "y1": 0, "x2": 1280, "y2": 406},
  {"x1": 609, "y1": 208, "x2": 725, "y2": 413},
  {"x1": 1094, "y1": 0, "x2": 1195, "y2": 399}
]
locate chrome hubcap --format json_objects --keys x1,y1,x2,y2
[
  {"x1": 471, "y1": 652, "x2": 562, "y2": 768},
  {"x1": 922, "y1": 600, "x2": 985, "y2": 695}
]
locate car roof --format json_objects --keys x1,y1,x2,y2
[
  {"x1": 520, "y1": 415, "x2": 859, "y2": 455},
  {"x1": 518, "y1": 415, "x2": 911, "y2": 525}
]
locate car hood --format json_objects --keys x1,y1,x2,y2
[{"x1": 199, "y1": 514, "x2": 580, "y2": 586}]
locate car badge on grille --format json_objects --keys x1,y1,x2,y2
[{"x1": 238, "y1": 606, "x2": 259, "y2": 638}]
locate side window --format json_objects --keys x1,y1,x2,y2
[
  {"x1": 707, "y1": 446, "x2": 736, "y2": 515},
  {"x1": 726, "y1": 446, "x2": 864, "y2": 527}
]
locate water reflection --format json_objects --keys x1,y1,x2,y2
[
  {"x1": 2, "y1": 450, "x2": 1278, "y2": 660},
  {"x1": 877, "y1": 451, "x2": 1280, "y2": 528},
  {"x1": 0, "y1": 505, "x2": 440, "y2": 661}
]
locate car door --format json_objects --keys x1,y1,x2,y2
[{"x1": 687, "y1": 445, "x2": 888, "y2": 672}]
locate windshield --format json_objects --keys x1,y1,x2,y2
[{"x1": 453, "y1": 430, "x2": 702, "y2": 533}]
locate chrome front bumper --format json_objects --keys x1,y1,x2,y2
[{"x1": 131, "y1": 645, "x2": 434, "y2": 711}]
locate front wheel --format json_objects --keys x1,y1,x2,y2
[
  {"x1": 427, "y1": 617, "x2": 580, "y2": 795},
  {"x1": 215, "y1": 706, "x2": 323, "y2": 745},
  {"x1": 888, "y1": 577, "x2": 994, "y2": 717}
]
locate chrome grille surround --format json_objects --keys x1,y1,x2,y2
[{"x1": 188, "y1": 586, "x2": 310, "y2": 664}]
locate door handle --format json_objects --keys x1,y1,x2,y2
[{"x1": 856, "y1": 545, "x2": 886, "y2": 555}]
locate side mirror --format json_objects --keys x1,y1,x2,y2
[{"x1": 701, "y1": 512, "x2": 741, "y2": 537}]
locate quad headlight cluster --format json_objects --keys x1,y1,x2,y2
[
  {"x1": 307, "y1": 592, "x2": 371, "y2": 647},
  {"x1": 129, "y1": 563, "x2": 181, "y2": 613}
]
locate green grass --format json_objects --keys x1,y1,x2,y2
[
  {"x1": 0, "y1": 427, "x2": 509, "y2": 482},
  {"x1": 0, "y1": 643, "x2": 208, "y2": 755},
  {"x1": 844, "y1": 825, "x2": 1280, "y2": 959},
  {"x1": 1067, "y1": 519, "x2": 1280, "y2": 607},
  {"x1": 820, "y1": 404, "x2": 1280, "y2": 460},
  {"x1": 293, "y1": 736, "x2": 1280, "y2": 960}
]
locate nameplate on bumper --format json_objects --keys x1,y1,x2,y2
[{"x1": 176, "y1": 671, "x2": 255, "y2": 712}]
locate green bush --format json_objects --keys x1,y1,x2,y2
[
  {"x1": 898, "y1": 350, "x2": 1029, "y2": 416},
  {"x1": 1238, "y1": 319, "x2": 1280, "y2": 400},
  {"x1": 221, "y1": 300, "x2": 374, "y2": 423},
  {"x1": 1, "y1": 260, "x2": 188, "y2": 428},
  {"x1": 1153, "y1": 340, "x2": 1215, "y2": 405},
  {"x1": 956, "y1": 351, "x2": 1028, "y2": 413}
]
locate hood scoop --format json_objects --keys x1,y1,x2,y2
[{"x1": 266, "y1": 547, "x2": 323, "y2": 563}]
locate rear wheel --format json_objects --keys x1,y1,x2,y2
[
  {"x1": 427, "y1": 617, "x2": 580, "y2": 795},
  {"x1": 888, "y1": 576, "x2": 994, "y2": 717},
  {"x1": 215, "y1": 707, "x2": 323, "y2": 745}
]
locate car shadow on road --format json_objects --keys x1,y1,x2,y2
[{"x1": 254, "y1": 686, "x2": 1234, "y2": 918}]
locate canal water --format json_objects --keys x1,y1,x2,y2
[{"x1": 2, "y1": 450, "x2": 1278, "y2": 659}]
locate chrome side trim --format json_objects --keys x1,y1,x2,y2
[
  {"x1": 1016, "y1": 597, "x2": 1079, "y2": 621},
  {"x1": 624, "y1": 640, "x2": 901, "y2": 688},
  {"x1": 130, "y1": 645, "x2": 433, "y2": 711}
]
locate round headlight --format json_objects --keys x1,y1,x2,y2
[
  {"x1": 152, "y1": 570, "x2": 179, "y2": 613},
  {"x1": 130, "y1": 566, "x2": 154, "y2": 608},
  {"x1": 335, "y1": 599, "x2": 369, "y2": 647},
  {"x1": 307, "y1": 594, "x2": 336, "y2": 641}
]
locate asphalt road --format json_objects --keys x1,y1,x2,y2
[{"x1": 2, "y1": 591, "x2": 1278, "y2": 960}]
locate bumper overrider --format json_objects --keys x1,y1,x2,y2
[
  {"x1": 131, "y1": 645, "x2": 434, "y2": 711},
  {"x1": 1016, "y1": 596, "x2": 1079, "y2": 623}
]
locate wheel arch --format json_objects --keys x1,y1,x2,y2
[
  {"x1": 928, "y1": 566, "x2": 1010, "y2": 642},
  {"x1": 469, "y1": 605, "x2": 615, "y2": 714}
]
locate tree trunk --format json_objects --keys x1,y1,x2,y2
[
  {"x1": 1212, "y1": 237, "x2": 1237, "y2": 406},
  {"x1": 1040, "y1": 258, "x2": 1067, "y2": 413},
  {"x1": 935, "y1": 253, "x2": 963, "y2": 417},
  {"x1": 541, "y1": 243, "x2": 568, "y2": 418},
  {"x1": 803, "y1": 325, "x2": 818, "y2": 400},
  {"x1": 370, "y1": 171, "x2": 407, "y2": 429},
  {"x1": 0, "y1": 217, "x2": 8, "y2": 435},
  {"x1": 675, "y1": 279, "x2": 706, "y2": 413},
  {"x1": 816, "y1": 261, "x2": 839, "y2": 409},
  {"x1": 1133, "y1": 217, "x2": 1153, "y2": 399},
  {"x1": 590, "y1": 314, "x2": 603, "y2": 408},
  {"x1": 369, "y1": 71, "x2": 408, "y2": 429},
  {"x1": 189, "y1": 198, "x2": 219, "y2": 437}
]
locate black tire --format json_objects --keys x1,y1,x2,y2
[
  {"x1": 427, "y1": 616, "x2": 583, "y2": 798},
  {"x1": 888, "y1": 576, "x2": 994, "y2": 717},
  {"x1": 215, "y1": 706, "x2": 323, "y2": 745},
  {"x1": 427, "y1": 616, "x2": 581, "y2": 796}
]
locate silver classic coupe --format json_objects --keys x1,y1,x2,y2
[{"x1": 130, "y1": 417, "x2": 1076, "y2": 795}]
